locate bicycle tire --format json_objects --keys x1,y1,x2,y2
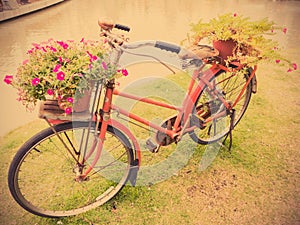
[
  {"x1": 189, "y1": 68, "x2": 253, "y2": 144},
  {"x1": 8, "y1": 121, "x2": 134, "y2": 217}
]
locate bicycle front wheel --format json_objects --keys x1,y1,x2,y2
[
  {"x1": 189, "y1": 68, "x2": 253, "y2": 144},
  {"x1": 8, "y1": 121, "x2": 134, "y2": 217}
]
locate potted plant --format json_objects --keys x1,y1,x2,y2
[
  {"x1": 187, "y1": 13, "x2": 297, "y2": 71},
  {"x1": 3, "y1": 38, "x2": 128, "y2": 114}
]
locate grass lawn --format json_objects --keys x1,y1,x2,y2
[{"x1": 0, "y1": 65, "x2": 299, "y2": 225}]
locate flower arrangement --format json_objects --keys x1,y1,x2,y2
[
  {"x1": 187, "y1": 13, "x2": 297, "y2": 71},
  {"x1": 3, "y1": 38, "x2": 128, "y2": 114}
]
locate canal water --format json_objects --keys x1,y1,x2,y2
[{"x1": 0, "y1": 0, "x2": 299, "y2": 136}]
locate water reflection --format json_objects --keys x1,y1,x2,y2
[{"x1": 0, "y1": 0, "x2": 299, "y2": 136}]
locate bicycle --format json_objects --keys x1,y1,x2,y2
[{"x1": 8, "y1": 21, "x2": 258, "y2": 217}]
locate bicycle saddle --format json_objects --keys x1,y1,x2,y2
[
  {"x1": 98, "y1": 20, "x2": 114, "y2": 31},
  {"x1": 186, "y1": 44, "x2": 219, "y2": 59}
]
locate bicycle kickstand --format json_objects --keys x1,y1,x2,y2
[{"x1": 222, "y1": 109, "x2": 236, "y2": 152}]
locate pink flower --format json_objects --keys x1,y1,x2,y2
[
  {"x1": 283, "y1": 27, "x2": 287, "y2": 34},
  {"x1": 65, "y1": 107, "x2": 72, "y2": 114},
  {"x1": 121, "y1": 69, "x2": 128, "y2": 76},
  {"x1": 27, "y1": 48, "x2": 35, "y2": 54},
  {"x1": 4, "y1": 75, "x2": 13, "y2": 85},
  {"x1": 50, "y1": 46, "x2": 57, "y2": 52},
  {"x1": 59, "y1": 57, "x2": 63, "y2": 64},
  {"x1": 31, "y1": 77, "x2": 40, "y2": 86},
  {"x1": 102, "y1": 61, "x2": 108, "y2": 70},
  {"x1": 80, "y1": 37, "x2": 85, "y2": 43},
  {"x1": 233, "y1": 13, "x2": 237, "y2": 17},
  {"x1": 67, "y1": 97, "x2": 74, "y2": 103},
  {"x1": 47, "y1": 89, "x2": 54, "y2": 95},
  {"x1": 32, "y1": 43, "x2": 40, "y2": 48},
  {"x1": 53, "y1": 64, "x2": 61, "y2": 72},
  {"x1": 287, "y1": 68, "x2": 293, "y2": 72},
  {"x1": 275, "y1": 59, "x2": 280, "y2": 64},
  {"x1": 292, "y1": 63, "x2": 297, "y2": 70},
  {"x1": 57, "y1": 41, "x2": 69, "y2": 49},
  {"x1": 22, "y1": 59, "x2": 29, "y2": 65},
  {"x1": 56, "y1": 71, "x2": 65, "y2": 80},
  {"x1": 87, "y1": 51, "x2": 98, "y2": 62}
]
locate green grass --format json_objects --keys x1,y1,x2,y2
[{"x1": 0, "y1": 66, "x2": 299, "y2": 225}]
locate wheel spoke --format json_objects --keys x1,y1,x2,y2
[
  {"x1": 190, "y1": 69, "x2": 252, "y2": 144},
  {"x1": 8, "y1": 122, "x2": 133, "y2": 217}
]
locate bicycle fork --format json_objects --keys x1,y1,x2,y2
[{"x1": 76, "y1": 80, "x2": 115, "y2": 181}]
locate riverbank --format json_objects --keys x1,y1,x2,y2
[{"x1": 0, "y1": 0, "x2": 65, "y2": 22}]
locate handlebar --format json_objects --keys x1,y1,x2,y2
[
  {"x1": 98, "y1": 20, "x2": 130, "y2": 32},
  {"x1": 114, "y1": 24, "x2": 130, "y2": 32},
  {"x1": 154, "y1": 41, "x2": 181, "y2": 54},
  {"x1": 98, "y1": 20, "x2": 199, "y2": 61}
]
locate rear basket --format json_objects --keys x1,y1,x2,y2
[{"x1": 39, "y1": 100, "x2": 91, "y2": 122}]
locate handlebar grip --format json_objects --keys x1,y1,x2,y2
[
  {"x1": 114, "y1": 24, "x2": 130, "y2": 32},
  {"x1": 154, "y1": 41, "x2": 181, "y2": 54}
]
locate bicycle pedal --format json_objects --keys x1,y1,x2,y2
[{"x1": 146, "y1": 139, "x2": 160, "y2": 153}]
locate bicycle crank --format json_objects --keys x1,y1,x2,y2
[{"x1": 155, "y1": 115, "x2": 177, "y2": 146}]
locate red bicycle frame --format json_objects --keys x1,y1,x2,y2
[{"x1": 80, "y1": 61, "x2": 257, "y2": 179}]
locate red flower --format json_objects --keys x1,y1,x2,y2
[
  {"x1": 47, "y1": 89, "x2": 54, "y2": 95},
  {"x1": 56, "y1": 71, "x2": 65, "y2": 80},
  {"x1": 283, "y1": 27, "x2": 287, "y2": 34},
  {"x1": 293, "y1": 63, "x2": 297, "y2": 70},
  {"x1": 233, "y1": 13, "x2": 237, "y2": 17},
  {"x1": 50, "y1": 46, "x2": 57, "y2": 52},
  {"x1": 67, "y1": 97, "x2": 74, "y2": 103},
  {"x1": 275, "y1": 59, "x2": 280, "y2": 64},
  {"x1": 57, "y1": 41, "x2": 69, "y2": 49},
  {"x1": 121, "y1": 69, "x2": 128, "y2": 76},
  {"x1": 31, "y1": 78, "x2": 40, "y2": 86},
  {"x1": 4, "y1": 75, "x2": 13, "y2": 85},
  {"x1": 53, "y1": 64, "x2": 61, "y2": 73},
  {"x1": 87, "y1": 51, "x2": 98, "y2": 62},
  {"x1": 65, "y1": 107, "x2": 72, "y2": 114}
]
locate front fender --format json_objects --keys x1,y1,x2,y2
[{"x1": 108, "y1": 119, "x2": 141, "y2": 167}]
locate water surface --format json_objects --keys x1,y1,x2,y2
[{"x1": 0, "y1": 0, "x2": 299, "y2": 136}]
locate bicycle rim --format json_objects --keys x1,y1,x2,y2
[
  {"x1": 190, "y1": 69, "x2": 252, "y2": 144},
  {"x1": 8, "y1": 121, "x2": 133, "y2": 217}
]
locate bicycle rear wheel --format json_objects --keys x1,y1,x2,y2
[
  {"x1": 189, "y1": 68, "x2": 253, "y2": 144},
  {"x1": 8, "y1": 121, "x2": 134, "y2": 217}
]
